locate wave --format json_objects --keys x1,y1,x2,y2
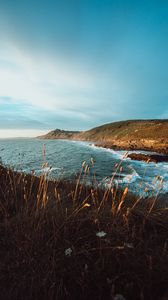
[
  {"x1": 19, "y1": 166, "x2": 62, "y2": 175},
  {"x1": 36, "y1": 166, "x2": 62, "y2": 174},
  {"x1": 100, "y1": 168, "x2": 141, "y2": 189},
  {"x1": 156, "y1": 162, "x2": 168, "y2": 169},
  {"x1": 89, "y1": 143, "x2": 125, "y2": 159}
]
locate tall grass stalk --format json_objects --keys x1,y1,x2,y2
[{"x1": 0, "y1": 162, "x2": 167, "y2": 300}]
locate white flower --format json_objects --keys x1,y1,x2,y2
[
  {"x1": 96, "y1": 231, "x2": 107, "y2": 238},
  {"x1": 65, "y1": 248, "x2": 73, "y2": 257}
]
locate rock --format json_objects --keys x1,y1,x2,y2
[{"x1": 127, "y1": 153, "x2": 168, "y2": 163}]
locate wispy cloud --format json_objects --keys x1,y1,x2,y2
[
  {"x1": 0, "y1": 38, "x2": 124, "y2": 131},
  {"x1": 0, "y1": 40, "x2": 97, "y2": 111},
  {"x1": 0, "y1": 0, "x2": 168, "y2": 137}
]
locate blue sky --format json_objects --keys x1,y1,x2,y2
[{"x1": 0, "y1": 0, "x2": 168, "y2": 137}]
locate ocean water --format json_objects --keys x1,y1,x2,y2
[{"x1": 0, "y1": 138, "x2": 168, "y2": 196}]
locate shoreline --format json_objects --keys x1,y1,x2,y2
[
  {"x1": 93, "y1": 142, "x2": 168, "y2": 162},
  {"x1": 94, "y1": 141, "x2": 168, "y2": 155},
  {"x1": 36, "y1": 134, "x2": 168, "y2": 165},
  {"x1": 37, "y1": 136, "x2": 168, "y2": 154},
  {"x1": 38, "y1": 136, "x2": 168, "y2": 163}
]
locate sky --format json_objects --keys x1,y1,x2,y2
[{"x1": 0, "y1": 0, "x2": 168, "y2": 137}]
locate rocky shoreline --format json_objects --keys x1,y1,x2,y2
[
  {"x1": 94, "y1": 142, "x2": 168, "y2": 163},
  {"x1": 95, "y1": 141, "x2": 168, "y2": 154},
  {"x1": 127, "y1": 153, "x2": 168, "y2": 163}
]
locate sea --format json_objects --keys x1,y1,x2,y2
[{"x1": 0, "y1": 138, "x2": 168, "y2": 197}]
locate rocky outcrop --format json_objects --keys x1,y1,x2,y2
[
  {"x1": 127, "y1": 153, "x2": 168, "y2": 163},
  {"x1": 94, "y1": 139, "x2": 168, "y2": 155}
]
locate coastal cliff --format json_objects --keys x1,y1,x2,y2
[{"x1": 39, "y1": 119, "x2": 168, "y2": 154}]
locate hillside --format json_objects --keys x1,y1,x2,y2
[
  {"x1": 38, "y1": 129, "x2": 80, "y2": 139},
  {"x1": 78, "y1": 119, "x2": 168, "y2": 140},
  {"x1": 77, "y1": 119, "x2": 168, "y2": 154},
  {"x1": 39, "y1": 120, "x2": 168, "y2": 154}
]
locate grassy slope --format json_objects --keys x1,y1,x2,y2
[
  {"x1": 78, "y1": 119, "x2": 168, "y2": 141},
  {"x1": 0, "y1": 164, "x2": 168, "y2": 300}
]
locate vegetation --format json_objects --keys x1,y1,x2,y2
[
  {"x1": 78, "y1": 119, "x2": 168, "y2": 140},
  {"x1": 0, "y1": 163, "x2": 168, "y2": 300}
]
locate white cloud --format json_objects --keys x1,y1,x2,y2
[{"x1": 0, "y1": 40, "x2": 97, "y2": 111}]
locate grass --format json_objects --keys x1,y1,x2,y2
[
  {"x1": 79, "y1": 119, "x2": 168, "y2": 140},
  {"x1": 74, "y1": 120, "x2": 168, "y2": 154},
  {"x1": 0, "y1": 163, "x2": 168, "y2": 300}
]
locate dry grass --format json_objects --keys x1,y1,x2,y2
[{"x1": 0, "y1": 163, "x2": 168, "y2": 300}]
